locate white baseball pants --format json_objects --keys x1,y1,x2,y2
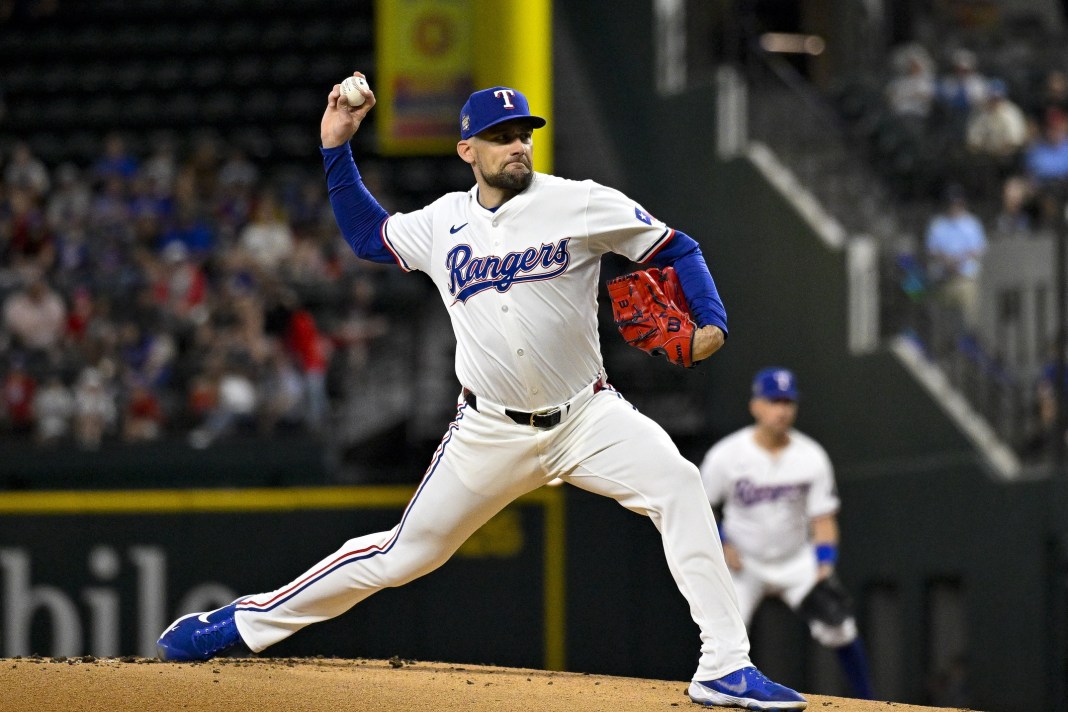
[{"x1": 234, "y1": 385, "x2": 751, "y2": 680}]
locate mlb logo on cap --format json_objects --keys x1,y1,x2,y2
[
  {"x1": 460, "y1": 87, "x2": 547, "y2": 139},
  {"x1": 752, "y1": 368, "x2": 799, "y2": 401}
]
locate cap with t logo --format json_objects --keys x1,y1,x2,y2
[{"x1": 460, "y1": 87, "x2": 547, "y2": 139}]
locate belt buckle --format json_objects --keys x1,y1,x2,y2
[{"x1": 530, "y1": 407, "x2": 560, "y2": 427}]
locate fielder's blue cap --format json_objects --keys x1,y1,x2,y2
[
  {"x1": 752, "y1": 367, "x2": 799, "y2": 401},
  {"x1": 460, "y1": 86, "x2": 546, "y2": 140}
]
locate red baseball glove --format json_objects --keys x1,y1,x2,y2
[{"x1": 606, "y1": 266, "x2": 696, "y2": 367}]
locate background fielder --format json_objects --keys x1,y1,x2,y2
[
  {"x1": 699, "y1": 368, "x2": 875, "y2": 700},
  {"x1": 156, "y1": 78, "x2": 807, "y2": 711}
]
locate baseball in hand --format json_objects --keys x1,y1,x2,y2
[{"x1": 340, "y1": 75, "x2": 369, "y2": 107}]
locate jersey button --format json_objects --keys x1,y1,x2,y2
[
  {"x1": 531, "y1": 387, "x2": 539, "y2": 394},
  {"x1": 517, "y1": 349, "x2": 524, "y2": 356},
  {"x1": 501, "y1": 305, "x2": 509, "y2": 312}
]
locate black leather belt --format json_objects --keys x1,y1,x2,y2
[{"x1": 463, "y1": 386, "x2": 602, "y2": 429}]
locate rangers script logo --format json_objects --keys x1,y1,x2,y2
[
  {"x1": 734, "y1": 478, "x2": 810, "y2": 506},
  {"x1": 447, "y1": 238, "x2": 571, "y2": 303}
]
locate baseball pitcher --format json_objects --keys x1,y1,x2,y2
[
  {"x1": 699, "y1": 368, "x2": 874, "y2": 700},
  {"x1": 156, "y1": 76, "x2": 806, "y2": 710}
]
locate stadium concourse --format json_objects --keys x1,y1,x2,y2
[{"x1": 0, "y1": 657, "x2": 954, "y2": 712}]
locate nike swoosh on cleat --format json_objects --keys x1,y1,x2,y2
[
  {"x1": 716, "y1": 677, "x2": 750, "y2": 694},
  {"x1": 449, "y1": 223, "x2": 468, "y2": 234},
  {"x1": 197, "y1": 612, "x2": 213, "y2": 623}
]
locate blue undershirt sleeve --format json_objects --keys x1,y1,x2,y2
[
  {"x1": 648, "y1": 231, "x2": 728, "y2": 334},
  {"x1": 321, "y1": 143, "x2": 395, "y2": 265}
]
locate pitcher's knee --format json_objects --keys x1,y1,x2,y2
[
  {"x1": 379, "y1": 545, "x2": 456, "y2": 588},
  {"x1": 655, "y1": 461, "x2": 708, "y2": 501}
]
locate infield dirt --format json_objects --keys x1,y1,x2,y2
[{"x1": 0, "y1": 656, "x2": 971, "y2": 711}]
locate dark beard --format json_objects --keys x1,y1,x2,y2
[{"x1": 483, "y1": 165, "x2": 533, "y2": 192}]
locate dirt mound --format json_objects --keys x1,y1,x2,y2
[{"x1": 0, "y1": 656, "x2": 962, "y2": 711}]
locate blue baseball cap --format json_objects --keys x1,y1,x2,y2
[
  {"x1": 752, "y1": 367, "x2": 799, "y2": 401},
  {"x1": 460, "y1": 86, "x2": 547, "y2": 139}
]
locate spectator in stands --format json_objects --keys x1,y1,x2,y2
[
  {"x1": 286, "y1": 307, "x2": 329, "y2": 433},
  {"x1": 924, "y1": 183, "x2": 988, "y2": 330},
  {"x1": 239, "y1": 190, "x2": 294, "y2": 272},
  {"x1": 52, "y1": 219, "x2": 91, "y2": 291},
  {"x1": 182, "y1": 134, "x2": 221, "y2": 202},
  {"x1": 130, "y1": 210, "x2": 163, "y2": 258},
  {"x1": 33, "y1": 373, "x2": 72, "y2": 445},
  {"x1": 1, "y1": 354, "x2": 36, "y2": 437},
  {"x1": 1032, "y1": 345, "x2": 1068, "y2": 454},
  {"x1": 966, "y1": 79, "x2": 1028, "y2": 162},
  {"x1": 287, "y1": 177, "x2": 333, "y2": 238},
  {"x1": 91, "y1": 133, "x2": 139, "y2": 185},
  {"x1": 333, "y1": 274, "x2": 389, "y2": 372},
  {"x1": 2, "y1": 273, "x2": 66, "y2": 365},
  {"x1": 152, "y1": 241, "x2": 208, "y2": 326},
  {"x1": 885, "y1": 43, "x2": 936, "y2": 137},
  {"x1": 215, "y1": 147, "x2": 259, "y2": 246},
  {"x1": 158, "y1": 200, "x2": 215, "y2": 256},
  {"x1": 47, "y1": 165, "x2": 93, "y2": 291},
  {"x1": 121, "y1": 378, "x2": 163, "y2": 443},
  {"x1": 72, "y1": 365, "x2": 116, "y2": 449},
  {"x1": 67, "y1": 291, "x2": 117, "y2": 370},
  {"x1": 287, "y1": 230, "x2": 336, "y2": 286},
  {"x1": 963, "y1": 78, "x2": 1028, "y2": 201},
  {"x1": 218, "y1": 147, "x2": 259, "y2": 193},
  {"x1": 142, "y1": 137, "x2": 179, "y2": 196},
  {"x1": 1025, "y1": 69, "x2": 1068, "y2": 126},
  {"x1": 185, "y1": 347, "x2": 219, "y2": 429},
  {"x1": 993, "y1": 176, "x2": 1037, "y2": 238},
  {"x1": 3, "y1": 141, "x2": 50, "y2": 197},
  {"x1": 117, "y1": 321, "x2": 176, "y2": 393},
  {"x1": 258, "y1": 342, "x2": 305, "y2": 436},
  {"x1": 1024, "y1": 107, "x2": 1068, "y2": 185},
  {"x1": 140, "y1": 329, "x2": 177, "y2": 391},
  {"x1": 87, "y1": 175, "x2": 132, "y2": 238},
  {"x1": 64, "y1": 285, "x2": 96, "y2": 345},
  {"x1": 187, "y1": 359, "x2": 258, "y2": 449},
  {"x1": 936, "y1": 49, "x2": 991, "y2": 145},
  {"x1": 46, "y1": 163, "x2": 91, "y2": 233},
  {"x1": 4, "y1": 187, "x2": 55, "y2": 277}
]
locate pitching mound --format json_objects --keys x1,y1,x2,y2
[{"x1": 0, "y1": 656, "x2": 959, "y2": 711}]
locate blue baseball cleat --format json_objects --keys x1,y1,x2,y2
[
  {"x1": 689, "y1": 666, "x2": 807, "y2": 710},
  {"x1": 156, "y1": 603, "x2": 244, "y2": 662}
]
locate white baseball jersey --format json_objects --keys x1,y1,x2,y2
[
  {"x1": 380, "y1": 173, "x2": 674, "y2": 409},
  {"x1": 699, "y1": 425, "x2": 840, "y2": 561}
]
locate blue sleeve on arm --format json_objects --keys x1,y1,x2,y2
[
  {"x1": 649, "y1": 231, "x2": 728, "y2": 334},
  {"x1": 321, "y1": 143, "x2": 396, "y2": 265}
]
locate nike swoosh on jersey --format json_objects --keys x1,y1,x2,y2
[{"x1": 449, "y1": 223, "x2": 468, "y2": 234}]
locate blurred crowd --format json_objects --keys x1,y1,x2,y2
[
  {"x1": 0, "y1": 132, "x2": 393, "y2": 450},
  {"x1": 882, "y1": 43, "x2": 1068, "y2": 224},
  {"x1": 871, "y1": 41, "x2": 1068, "y2": 453}
]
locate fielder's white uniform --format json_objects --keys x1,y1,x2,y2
[
  {"x1": 699, "y1": 426, "x2": 858, "y2": 646},
  {"x1": 233, "y1": 172, "x2": 752, "y2": 680}
]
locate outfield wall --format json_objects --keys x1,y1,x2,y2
[{"x1": 0, "y1": 486, "x2": 564, "y2": 670}]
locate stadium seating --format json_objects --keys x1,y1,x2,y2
[{"x1": 0, "y1": 0, "x2": 376, "y2": 165}]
